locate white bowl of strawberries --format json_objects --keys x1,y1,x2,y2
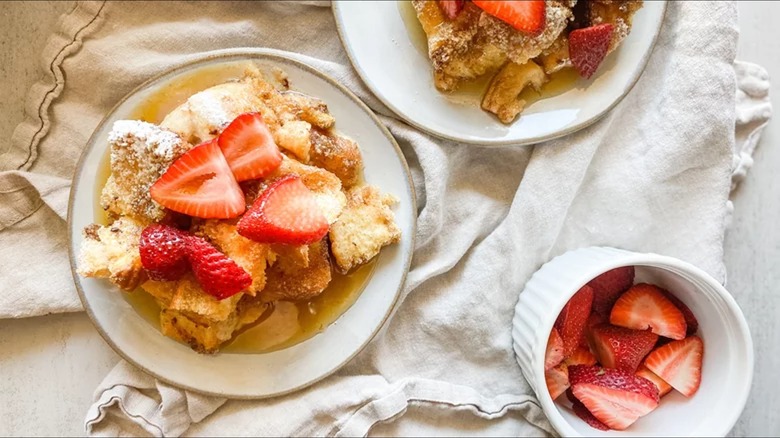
[{"x1": 512, "y1": 246, "x2": 753, "y2": 436}]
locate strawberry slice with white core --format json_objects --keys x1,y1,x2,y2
[
  {"x1": 472, "y1": 0, "x2": 546, "y2": 36},
  {"x1": 237, "y1": 174, "x2": 329, "y2": 245},
  {"x1": 636, "y1": 364, "x2": 672, "y2": 397},
  {"x1": 217, "y1": 112, "x2": 283, "y2": 182},
  {"x1": 150, "y1": 139, "x2": 245, "y2": 219},
  {"x1": 569, "y1": 365, "x2": 660, "y2": 431},
  {"x1": 545, "y1": 363, "x2": 569, "y2": 400},
  {"x1": 572, "y1": 400, "x2": 611, "y2": 431},
  {"x1": 610, "y1": 283, "x2": 687, "y2": 340},
  {"x1": 545, "y1": 328, "x2": 565, "y2": 371},
  {"x1": 643, "y1": 335, "x2": 703, "y2": 398}
]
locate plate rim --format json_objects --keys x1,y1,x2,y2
[
  {"x1": 332, "y1": 0, "x2": 668, "y2": 147},
  {"x1": 66, "y1": 47, "x2": 417, "y2": 399}
]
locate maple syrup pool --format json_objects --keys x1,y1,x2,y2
[{"x1": 93, "y1": 62, "x2": 376, "y2": 354}]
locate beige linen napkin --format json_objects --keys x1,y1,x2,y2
[{"x1": 0, "y1": 1, "x2": 772, "y2": 436}]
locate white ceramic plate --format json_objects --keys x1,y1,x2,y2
[
  {"x1": 333, "y1": 1, "x2": 667, "y2": 146},
  {"x1": 67, "y1": 49, "x2": 416, "y2": 398}
]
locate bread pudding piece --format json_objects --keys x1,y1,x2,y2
[
  {"x1": 481, "y1": 60, "x2": 547, "y2": 124},
  {"x1": 261, "y1": 239, "x2": 332, "y2": 302},
  {"x1": 329, "y1": 186, "x2": 402, "y2": 273},
  {"x1": 309, "y1": 128, "x2": 363, "y2": 188},
  {"x1": 412, "y1": 0, "x2": 573, "y2": 91},
  {"x1": 77, "y1": 217, "x2": 146, "y2": 291},
  {"x1": 100, "y1": 121, "x2": 190, "y2": 223}
]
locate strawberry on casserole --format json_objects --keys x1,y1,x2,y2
[{"x1": 77, "y1": 66, "x2": 402, "y2": 353}]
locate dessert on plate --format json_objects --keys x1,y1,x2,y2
[
  {"x1": 77, "y1": 65, "x2": 401, "y2": 353},
  {"x1": 412, "y1": 0, "x2": 643, "y2": 123}
]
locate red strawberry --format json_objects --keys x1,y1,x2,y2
[
  {"x1": 546, "y1": 363, "x2": 569, "y2": 400},
  {"x1": 589, "y1": 324, "x2": 658, "y2": 372},
  {"x1": 139, "y1": 224, "x2": 189, "y2": 281},
  {"x1": 572, "y1": 400, "x2": 611, "y2": 431},
  {"x1": 238, "y1": 175, "x2": 329, "y2": 245},
  {"x1": 636, "y1": 364, "x2": 672, "y2": 397},
  {"x1": 569, "y1": 365, "x2": 660, "y2": 430},
  {"x1": 569, "y1": 23, "x2": 614, "y2": 79},
  {"x1": 588, "y1": 266, "x2": 635, "y2": 315},
  {"x1": 545, "y1": 328, "x2": 565, "y2": 371},
  {"x1": 217, "y1": 112, "x2": 283, "y2": 182},
  {"x1": 661, "y1": 290, "x2": 699, "y2": 335},
  {"x1": 565, "y1": 388, "x2": 578, "y2": 405},
  {"x1": 472, "y1": 0, "x2": 546, "y2": 35},
  {"x1": 564, "y1": 346, "x2": 598, "y2": 367},
  {"x1": 555, "y1": 285, "x2": 594, "y2": 357},
  {"x1": 438, "y1": 0, "x2": 465, "y2": 19},
  {"x1": 610, "y1": 283, "x2": 687, "y2": 340},
  {"x1": 186, "y1": 235, "x2": 251, "y2": 300},
  {"x1": 150, "y1": 140, "x2": 245, "y2": 219},
  {"x1": 643, "y1": 336, "x2": 703, "y2": 398}
]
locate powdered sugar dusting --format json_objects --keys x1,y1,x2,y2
[
  {"x1": 188, "y1": 91, "x2": 233, "y2": 130},
  {"x1": 109, "y1": 120, "x2": 182, "y2": 162}
]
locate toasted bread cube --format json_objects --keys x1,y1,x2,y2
[
  {"x1": 310, "y1": 129, "x2": 363, "y2": 188},
  {"x1": 262, "y1": 239, "x2": 332, "y2": 302},
  {"x1": 101, "y1": 121, "x2": 190, "y2": 223},
  {"x1": 77, "y1": 217, "x2": 146, "y2": 291},
  {"x1": 329, "y1": 186, "x2": 401, "y2": 273},
  {"x1": 274, "y1": 120, "x2": 312, "y2": 162}
]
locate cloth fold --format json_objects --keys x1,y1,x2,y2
[{"x1": 0, "y1": 0, "x2": 772, "y2": 436}]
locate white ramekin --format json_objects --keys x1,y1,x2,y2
[{"x1": 512, "y1": 246, "x2": 753, "y2": 437}]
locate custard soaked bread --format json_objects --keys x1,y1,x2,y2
[
  {"x1": 413, "y1": 0, "x2": 643, "y2": 123},
  {"x1": 77, "y1": 66, "x2": 401, "y2": 353}
]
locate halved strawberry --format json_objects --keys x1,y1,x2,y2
[
  {"x1": 545, "y1": 328, "x2": 565, "y2": 371},
  {"x1": 237, "y1": 175, "x2": 329, "y2": 245},
  {"x1": 588, "y1": 266, "x2": 635, "y2": 315},
  {"x1": 139, "y1": 224, "x2": 189, "y2": 281},
  {"x1": 589, "y1": 324, "x2": 658, "y2": 372},
  {"x1": 569, "y1": 365, "x2": 660, "y2": 430},
  {"x1": 472, "y1": 0, "x2": 546, "y2": 35},
  {"x1": 643, "y1": 336, "x2": 703, "y2": 398},
  {"x1": 564, "y1": 346, "x2": 598, "y2": 367},
  {"x1": 661, "y1": 290, "x2": 699, "y2": 335},
  {"x1": 636, "y1": 364, "x2": 672, "y2": 397},
  {"x1": 150, "y1": 140, "x2": 245, "y2": 219},
  {"x1": 217, "y1": 112, "x2": 283, "y2": 182},
  {"x1": 186, "y1": 235, "x2": 252, "y2": 300},
  {"x1": 555, "y1": 285, "x2": 594, "y2": 357},
  {"x1": 569, "y1": 23, "x2": 614, "y2": 79},
  {"x1": 572, "y1": 400, "x2": 611, "y2": 431},
  {"x1": 610, "y1": 283, "x2": 687, "y2": 340},
  {"x1": 438, "y1": 0, "x2": 465, "y2": 20},
  {"x1": 546, "y1": 363, "x2": 569, "y2": 400}
]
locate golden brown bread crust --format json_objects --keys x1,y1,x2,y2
[
  {"x1": 261, "y1": 239, "x2": 332, "y2": 302},
  {"x1": 309, "y1": 128, "x2": 363, "y2": 188}
]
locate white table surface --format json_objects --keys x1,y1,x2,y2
[{"x1": 0, "y1": 2, "x2": 778, "y2": 436}]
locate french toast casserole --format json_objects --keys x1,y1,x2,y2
[
  {"x1": 413, "y1": 0, "x2": 643, "y2": 123},
  {"x1": 77, "y1": 65, "x2": 401, "y2": 353}
]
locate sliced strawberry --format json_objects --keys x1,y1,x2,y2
[
  {"x1": 569, "y1": 23, "x2": 614, "y2": 79},
  {"x1": 545, "y1": 328, "x2": 565, "y2": 371},
  {"x1": 139, "y1": 224, "x2": 189, "y2": 281},
  {"x1": 150, "y1": 140, "x2": 245, "y2": 219},
  {"x1": 569, "y1": 365, "x2": 659, "y2": 430},
  {"x1": 636, "y1": 364, "x2": 672, "y2": 397},
  {"x1": 588, "y1": 266, "x2": 635, "y2": 315},
  {"x1": 186, "y1": 235, "x2": 251, "y2": 300},
  {"x1": 237, "y1": 175, "x2": 329, "y2": 245},
  {"x1": 572, "y1": 400, "x2": 611, "y2": 431},
  {"x1": 661, "y1": 290, "x2": 699, "y2": 335},
  {"x1": 555, "y1": 285, "x2": 594, "y2": 357},
  {"x1": 564, "y1": 346, "x2": 598, "y2": 367},
  {"x1": 545, "y1": 363, "x2": 569, "y2": 400},
  {"x1": 217, "y1": 112, "x2": 283, "y2": 182},
  {"x1": 643, "y1": 336, "x2": 703, "y2": 398},
  {"x1": 589, "y1": 324, "x2": 658, "y2": 372},
  {"x1": 438, "y1": 0, "x2": 465, "y2": 20},
  {"x1": 610, "y1": 283, "x2": 687, "y2": 340},
  {"x1": 472, "y1": 0, "x2": 546, "y2": 35}
]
